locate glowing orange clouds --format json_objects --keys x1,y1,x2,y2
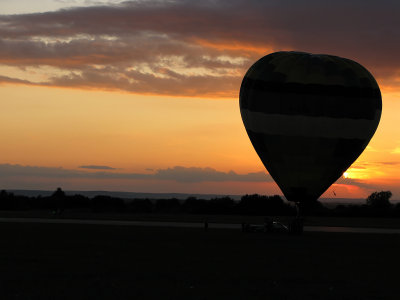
[{"x1": 1, "y1": 1, "x2": 400, "y2": 97}]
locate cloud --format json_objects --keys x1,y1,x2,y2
[
  {"x1": 79, "y1": 165, "x2": 116, "y2": 170},
  {"x1": 335, "y1": 176, "x2": 378, "y2": 190},
  {"x1": 355, "y1": 161, "x2": 400, "y2": 167},
  {"x1": 0, "y1": 0, "x2": 399, "y2": 96},
  {"x1": 375, "y1": 161, "x2": 400, "y2": 166},
  {"x1": 0, "y1": 74, "x2": 33, "y2": 85},
  {"x1": 153, "y1": 166, "x2": 272, "y2": 182},
  {"x1": 0, "y1": 164, "x2": 272, "y2": 183}
]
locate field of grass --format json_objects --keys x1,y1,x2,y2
[
  {"x1": 2, "y1": 210, "x2": 400, "y2": 228},
  {"x1": 0, "y1": 221, "x2": 399, "y2": 299}
]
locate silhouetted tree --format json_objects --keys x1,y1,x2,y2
[
  {"x1": 183, "y1": 197, "x2": 208, "y2": 214},
  {"x1": 128, "y1": 199, "x2": 153, "y2": 213},
  {"x1": 0, "y1": 190, "x2": 15, "y2": 210},
  {"x1": 52, "y1": 187, "x2": 66, "y2": 198},
  {"x1": 67, "y1": 194, "x2": 91, "y2": 209},
  {"x1": 92, "y1": 195, "x2": 125, "y2": 212},
  {"x1": 208, "y1": 197, "x2": 235, "y2": 214},
  {"x1": 155, "y1": 198, "x2": 181, "y2": 213},
  {"x1": 366, "y1": 191, "x2": 392, "y2": 209},
  {"x1": 0, "y1": 191, "x2": 32, "y2": 210},
  {"x1": 51, "y1": 187, "x2": 66, "y2": 215}
]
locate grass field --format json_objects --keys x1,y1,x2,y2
[
  {"x1": 0, "y1": 221, "x2": 399, "y2": 299},
  {"x1": 3, "y1": 210, "x2": 400, "y2": 228}
]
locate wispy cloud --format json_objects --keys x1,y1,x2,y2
[
  {"x1": 336, "y1": 176, "x2": 377, "y2": 190},
  {"x1": 0, "y1": 0, "x2": 399, "y2": 96},
  {"x1": 79, "y1": 165, "x2": 116, "y2": 170},
  {"x1": 152, "y1": 166, "x2": 272, "y2": 183},
  {"x1": 0, "y1": 164, "x2": 272, "y2": 183},
  {"x1": 353, "y1": 161, "x2": 400, "y2": 168},
  {"x1": 375, "y1": 161, "x2": 400, "y2": 165}
]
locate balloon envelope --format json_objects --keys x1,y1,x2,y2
[{"x1": 239, "y1": 51, "x2": 382, "y2": 203}]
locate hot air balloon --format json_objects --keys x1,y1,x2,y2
[{"x1": 240, "y1": 51, "x2": 381, "y2": 205}]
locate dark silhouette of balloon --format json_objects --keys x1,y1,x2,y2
[{"x1": 240, "y1": 51, "x2": 382, "y2": 203}]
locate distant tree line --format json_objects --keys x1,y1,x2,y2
[
  {"x1": 0, "y1": 188, "x2": 398, "y2": 217},
  {"x1": 0, "y1": 188, "x2": 295, "y2": 216}
]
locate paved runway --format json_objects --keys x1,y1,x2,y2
[{"x1": 0, "y1": 217, "x2": 400, "y2": 234}]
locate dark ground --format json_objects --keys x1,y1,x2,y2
[
  {"x1": 0, "y1": 220, "x2": 399, "y2": 300},
  {"x1": 3, "y1": 210, "x2": 400, "y2": 228}
]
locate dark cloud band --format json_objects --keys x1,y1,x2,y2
[
  {"x1": 0, "y1": 164, "x2": 272, "y2": 183},
  {"x1": 0, "y1": 0, "x2": 399, "y2": 96},
  {"x1": 79, "y1": 165, "x2": 116, "y2": 170}
]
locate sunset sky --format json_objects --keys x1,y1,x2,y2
[{"x1": 1, "y1": 0, "x2": 400, "y2": 199}]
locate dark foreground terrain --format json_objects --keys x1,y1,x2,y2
[{"x1": 0, "y1": 221, "x2": 399, "y2": 300}]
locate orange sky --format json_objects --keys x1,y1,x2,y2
[{"x1": 1, "y1": 1, "x2": 400, "y2": 199}]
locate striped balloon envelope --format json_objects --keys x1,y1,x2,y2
[{"x1": 239, "y1": 51, "x2": 382, "y2": 203}]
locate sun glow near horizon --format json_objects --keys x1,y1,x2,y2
[{"x1": 1, "y1": 82, "x2": 399, "y2": 198}]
